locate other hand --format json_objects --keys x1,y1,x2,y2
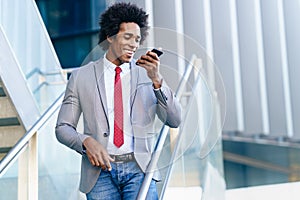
[{"x1": 83, "y1": 137, "x2": 114, "y2": 171}]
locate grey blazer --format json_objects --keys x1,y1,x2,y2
[{"x1": 55, "y1": 59, "x2": 182, "y2": 193}]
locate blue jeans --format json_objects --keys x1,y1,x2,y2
[{"x1": 86, "y1": 161, "x2": 158, "y2": 200}]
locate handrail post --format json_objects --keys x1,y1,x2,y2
[
  {"x1": 18, "y1": 145, "x2": 28, "y2": 199},
  {"x1": 18, "y1": 132, "x2": 38, "y2": 200},
  {"x1": 28, "y1": 132, "x2": 38, "y2": 200}
]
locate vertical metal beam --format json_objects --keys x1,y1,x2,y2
[
  {"x1": 203, "y1": 0, "x2": 216, "y2": 91},
  {"x1": 229, "y1": 0, "x2": 244, "y2": 132},
  {"x1": 203, "y1": 0, "x2": 214, "y2": 60},
  {"x1": 174, "y1": 0, "x2": 185, "y2": 76},
  {"x1": 277, "y1": 0, "x2": 293, "y2": 137},
  {"x1": 254, "y1": 0, "x2": 270, "y2": 134},
  {"x1": 145, "y1": 0, "x2": 154, "y2": 48}
]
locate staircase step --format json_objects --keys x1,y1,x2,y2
[
  {"x1": 0, "y1": 118, "x2": 20, "y2": 126},
  {"x1": 0, "y1": 126, "x2": 25, "y2": 148},
  {"x1": 0, "y1": 147, "x2": 11, "y2": 154},
  {"x1": 0, "y1": 97, "x2": 18, "y2": 118},
  {"x1": 0, "y1": 153, "x2": 7, "y2": 160},
  {"x1": 0, "y1": 147, "x2": 12, "y2": 161},
  {"x1": 0, "y1": 87, "x2": 5, "y2": 97}
]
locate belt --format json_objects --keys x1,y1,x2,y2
[{"x1": 110, "y1": 152, "x2": 135, "y2": 163}]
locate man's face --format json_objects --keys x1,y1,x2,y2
[{"x1": 106, "y1": 22, "x2": 141, "y2": 66}]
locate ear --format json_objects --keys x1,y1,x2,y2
[{"x1": 107, "y1": 36, "x2": 113, "y2": 43}]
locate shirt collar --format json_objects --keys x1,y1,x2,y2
[{"x1": 104, "y1": 54, "x2": 130, "y2": 73}]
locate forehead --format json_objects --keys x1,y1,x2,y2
[{"x1": 118, "y1": 22, "x2": 141, "y2": 36}]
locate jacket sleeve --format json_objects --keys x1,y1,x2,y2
[
  {"x1": 55, "y1": 70, "x2": 89, "y2": 154},
  {"x1": 153, "y1": 80, "x2": 182, "y2": 128}
]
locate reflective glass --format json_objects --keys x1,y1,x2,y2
[{"x1": 0, "y1": 0, "x2": 65, "y2": 113}]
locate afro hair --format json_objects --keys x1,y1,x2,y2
[{"x1": 98, "y1": 2, "x2": 149, "y2": 50}]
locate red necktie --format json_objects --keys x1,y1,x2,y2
[{"x1": 114, "y1": 66, "x2": 124, "y2": 147}]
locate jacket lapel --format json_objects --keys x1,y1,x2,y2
[
  {"x1": 130, "y1": 61, "x2": 139, "y2": 111},
  {"x1": 93, "y1": 59, "x2": 109, "y2": 121}
]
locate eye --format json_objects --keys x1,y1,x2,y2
[{"x1": 124, "y1": 34, "x2": 131, "y2": 40}]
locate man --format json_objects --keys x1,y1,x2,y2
[{"x1": 55, "y1": 2, "x2": 181, "y2": 200}]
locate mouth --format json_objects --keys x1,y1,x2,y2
[{"x1": 124, "y1": 49, "x2": 135, "y2": 57}]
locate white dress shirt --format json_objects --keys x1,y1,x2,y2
[{"x1": 103, "y1": 56, "x2": 134, "y2": 155}]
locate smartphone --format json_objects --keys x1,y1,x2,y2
[
  {"x1": 136, "y1": 48, "x2": 163, "y2": 65},
  {"x1": 151, "y1": 48, "x2": 163, "y2": 57}
]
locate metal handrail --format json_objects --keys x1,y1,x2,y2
[
  {"x1": 26, "y1": 67, "x2": 67, "y2": 80},
  {"x1": 26, "y1": 67, "x2": 78, "y2": 80},
  {"x1": 0, "y1": 91, "x2": 65, "y2": 175},
  {"x1": 137, "y1": 55, "x2": 197, "y2": 200},
  {"x1": 26, "y1": 67, "x2": 78, "y2": 94}
]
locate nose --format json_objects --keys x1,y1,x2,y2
[{"x1": 129, "y1": 38, "x2": 139, "y2": 48}]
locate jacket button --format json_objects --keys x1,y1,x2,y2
[{"x1": 103, "y1": 132, "x2": 109, "y2": 137}]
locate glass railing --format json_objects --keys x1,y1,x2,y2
[
  {"x1": 157, "y1": 73, "x2": 225, "y2": 199},
  {"x1": 136, "y1": 56, "x2": 226, "y2": 199},
  {"x1": 37, "y1": 109, "x2": 83, "y2": 199},
  {"x1": 136, "y1": 27, "x2": 227, "y2": 199},
  {"x1": 0, "y1": 93, "x2": 84, "y2": 199},
  {"x1": 0, "y1": 54, "x2": 225, "y2": 199},
  {"x1": 0, "y1": 11, "x2": 226, "y2": 198},
  {"x1": 0, "y1": 0, "x2": 65, "y2": 113}
]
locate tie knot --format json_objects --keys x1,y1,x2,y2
[{"x1": 115, "y1": 66, "x2": 122, "y2": 74}]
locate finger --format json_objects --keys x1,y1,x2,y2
[
  {"x1": 90, "y1": 159, "x2": 96, "y2": 166},
  {"x1": 146, "y1": 51, "x2": 159, "y2": 60},
  {"x1": 136, "y1": 58, "x2": 157, "y2": 69},
  {"x1": 87, "y1": 151, "x2": 97, "y2": 166},
  {"x1": 101, "y1": 164, "x2": 107, "y2": 170},
  {"x1": 105, "y1": 160, "x2": 112, "y2": 171},
  {"x1": 136, "y1": 62, "x2": 151, "y2": 72},
  {"x1": 92, "y1": 156, "x2": 101, "y2": 167},
  {"x1": 105, "y1": 155, "x2": 115, "y2": 171},
  {"x1": 135, "y1": 58, "x2": 147, "y2": 67},
  {"x1": 97, "y1": 155, "x2": 105, "y2": 169},
  {"x1": 141, "y1": 54, "x2": 155, "y2": 63},
  {"x1": 101, "y1": 153, "x2": 113, "y2": 170},
  {"x1": 108, "y1": 155, "x2": 115, "y2": 162}
]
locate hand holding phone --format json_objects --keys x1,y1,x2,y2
[
  {"x1": 136, "y1": 48, "x2": 163, "y2": 65},
  {"x1": 136, "y1": 48, "x2": 163, "y2": 88}
]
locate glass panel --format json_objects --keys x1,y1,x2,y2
[
  {"x1": 153, "y1": 81, "x2": 222, "y2": 199},
  {"x1": 38, "y1": 110, "x2": 82, "y2": 199},
  {"x1": 157, "y1": 72, "x2": 226, "y2": 199},
  {"x1": 0, "y1": 109, "x2": 83, "y2": 199},
  {"x1": 0, "y1": 0, "x2": 65, "y2": 113},
  {"x1": 145, "y1": 26, "x2": 227, "y2": 198},
  {"x1": 0, "y1": 150, "x2": 20, "y2": 200}
]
